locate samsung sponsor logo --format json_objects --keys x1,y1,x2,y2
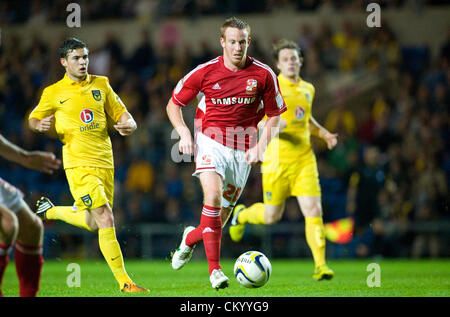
[{"x1": 211, "y1": 97, "x2": 256, "y2": 105}]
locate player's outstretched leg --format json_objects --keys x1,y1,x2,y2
[
  {"x1": 230, "y1": 202, "x2": 268, "y2": 242},
  {"x1": 229, "y1": 204, "x2": 247, "y2": 242},
  {"x1": 171, "y1": 226, "x2": 196, "y2": 270},
  {"x1": 210, "y1": 268, "x2": 229, "y2": 290},
  {"x1": 35, "y1": 197, "x2": 95, "y2": 231}
]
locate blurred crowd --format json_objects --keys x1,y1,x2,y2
[
  {"x1": 1, "y1": 0, "x2": 449, "y2": 25},
  {"x1": 0, "y1": 3, "x2": 448, "y2": 259}
]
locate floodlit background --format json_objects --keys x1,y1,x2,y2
[{"x1": 0, "y1": 0, "x2": 448, "y2": 261}]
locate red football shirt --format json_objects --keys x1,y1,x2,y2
[{"x1": 172, "y1": 55, "x2": 286, "y2": 150}]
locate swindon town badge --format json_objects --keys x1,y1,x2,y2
[
  {"x1": 201, "y1": 154, "x2": 212, "y2": 165},
  {"x1": 246, "y1": 79, "x2": 258, "y2": 94}
]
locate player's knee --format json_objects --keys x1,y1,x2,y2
[
  {"x1": 17, "y1": 212, "x2": 44, "y2": 245},
  {"x1": 93, "y1": 205, "x2": 114, "y2": 228},
  {"x1": 264, "y1": 212, "x2": 281, "y2": 224},
  {"x1": 298, "y1": 197, "x2": 323, "y2": 218},
  {"x1": 29, "y1": 213, "x2": 44, "y2": 235},
  {"x1": 264, "y1": 205, "x2": 284, "y2": 224},
  {"x1": 203, "y1": 191, "x2": 222, "y2": 208},
  {"x1": 86, "y1": 216, "x2": 99, "y2": 232},
  {"x1": 306, "y1": 203, "x2": 322, "y2": 217},
  {"x1": 0, "y1": 209, "x2": 19, "y2": 244}
]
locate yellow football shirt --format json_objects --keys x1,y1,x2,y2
[
  {"x1": 264, "y1": 74, "x2": 315, "y2": 163},
  {"x1": 29, "y1": 73, "x2": 127, "y2": 169}
]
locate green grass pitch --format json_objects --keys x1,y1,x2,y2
[{"x1": 2, "y1": 258, "x2": 449, "y2": 297}]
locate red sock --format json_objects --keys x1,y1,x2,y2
[
  {"x1": 14, "y1": 241, "x2": 44, "y2": 297},
  {"x1": 185, "y1": 205, "x2": 222, "y2": 274},
  {"x1": 0, "y1": 244, "x2": 11, "y2": 297},
  {"x1": 185, "y1": 225, "x2": 203, "y2": 247},
  {"x1": 201, "y1": 205, "x2": 222, "y2": 274},
  {"x1": 185, "y1": 205, "x2": 221, "y2": 247}
]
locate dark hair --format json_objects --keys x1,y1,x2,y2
[
  {"x1": 220, "y1": 17, "x2": 251, "y2": 38},
  {"x1": 272, "y1": 39, "x2": 303, "y2": 62},
  {"x1": 58, "y1": 37, "x2": 88, "y2": 59}
]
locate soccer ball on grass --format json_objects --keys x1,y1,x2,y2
[{"x1": 233, "y1": 251, "x2": 271, "y2": 288}]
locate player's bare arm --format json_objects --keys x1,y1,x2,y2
[
  {"x1": 114, "y1": 111, "x2": 137, "y2": 136},
  {"x1": 246, "y1": 115, "x2": 281, "y2": 165},
  {"x1": 166, "y1": 97, "x2": 194, "y2": 156},
  {"x1": 309, "y1": 116, "x2": 338, "y2": 150},
  {"x1": 0, "y1": 134, "x2": 61, "y2": 174},
  {"x1": 257, "y1": 117, "x2": 287, "y2": 132},
  {"x1": 28, "y1": 115, "x2": 54, "y2": 133}
]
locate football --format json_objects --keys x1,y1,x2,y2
[{"x1": 233, "y1": 251, "x2": 272, "y2": 288}]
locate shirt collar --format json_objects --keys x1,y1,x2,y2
[
  {"x1": 219, "y1": 55, "x2": 253, "y2": 71},
  {"x1": 278, "y1": 73, "x2": 301, "y2": 86},
  {"x1": 62, "y1": 73, "x2": 91, "y2": 86}
]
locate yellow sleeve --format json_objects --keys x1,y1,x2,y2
[
  {"x1": 310, "y1": 84, "x2": 316, "y2": 103},
  {"x1": 29, "y1": 87, "x2": 55, "y2": 120},
  {"x1": 104, "y1": 78, "x2": 127, "y2": 122}
]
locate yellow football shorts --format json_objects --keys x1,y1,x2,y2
[
  {"x1": 65, "y1": 167, "x2": 114, "y2": 211},
  {"x1": 262, "y1": 150, "x2": 321, "y2": 205}
]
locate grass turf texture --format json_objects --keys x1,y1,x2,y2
[{"x1": 2, "y1": 259, "x2": 449, "y2": 297}]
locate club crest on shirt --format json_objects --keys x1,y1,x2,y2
[
  {"x1": 246, "y1": 79, "x2": 258, "y2": 94},
  {"x1": 295, "y1": 106, "x2": 305, "y2": 120},
  {"x1": 81, "y1": 194, "x2": 92, "y2": 208},
  {"x1": 265, "y1": 191, "x2": 272, "y2": 201},
  {"x1": 201, "y1": 154, "x2": 212, "y2": 165},
  {"x1": 91, "y1": 90, "x2": 101, "y2": 101}
]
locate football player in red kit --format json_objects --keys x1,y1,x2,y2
[{"x1": 166, "y1": 17, "x2": 286, "y2": 289}]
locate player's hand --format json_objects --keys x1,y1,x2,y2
[
  {"x1": 36, "y1": 115, "x2": 54, "y2": 132},
  {"x1": 114, "y1": 119, "x2": 137, "y2": 136},
  {"x1": 179, "y1": 133, "x2": 194, "y2": 156},
  {"x1": 245, "y1": 145, "x2": 262, "y2": 165},
  {"x1": 24, "y1": 151, "x2": 62, "y2": 174},
  {"x1": 323, "y1": 132, "x2": 338, "y2": 150}
]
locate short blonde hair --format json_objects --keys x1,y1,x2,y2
[{"x1": 220, "y1": 17, "x2": 251, "y2": 39}]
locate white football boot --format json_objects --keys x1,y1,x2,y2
[
  {"x1": 210, "y1": 269, "x2": 230, "y2": 290},
  {"x1": 171, "y1": 226, "x2": 196, "y2": 270}
]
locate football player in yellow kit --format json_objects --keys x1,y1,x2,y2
[
  {"x1": 229, "y1": 39, "x2": 338, "y2": 280},
  {"x1": 28, "y1": 38, "x2": 148, "y2": 293}
]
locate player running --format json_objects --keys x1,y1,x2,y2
[
  {"x1": 229, "y1": 39, "x2": 338, "y2": 281},
  {"x1": 28, "y1": 38, "x2": 148, "y2": 293},
  {"x1": 0, "y1": 133, "x2": 61, "y2": 296},
  {"x1": 167, "y1": 17, "x2": 286, "y2": 289}
]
